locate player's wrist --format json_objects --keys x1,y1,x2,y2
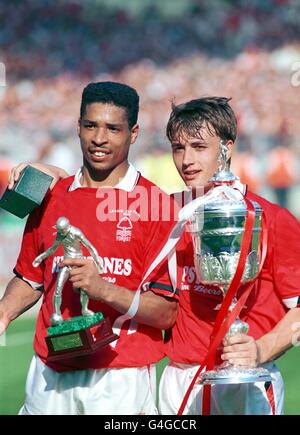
[
  {"x1": 0, "y1": 304, "x2": 13, "y2": 328},
  {"x1": 96, "y1": 279, "x2": 125, "y2": 308},
  {"x1": 91, "y1": 276, "x2": 111, "y2": 303},
  {"x1": 256, "y1": 336, "x2": 272, "y2": 365}
]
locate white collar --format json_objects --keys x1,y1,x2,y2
[{"x1": 69, "y1": 163, "x2": 139, "y2": 192}]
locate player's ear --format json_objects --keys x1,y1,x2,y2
[
  {"x1": 77, "y1": 119, "x2": 81, "y2": 137},
  {"x1": 130, "y1": 124, "x2": 139, "y2": 145},
  {"x1": 226, "y1": 140, "x2": 234, "y2": 161}
]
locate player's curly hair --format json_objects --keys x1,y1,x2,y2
[
  {"x1": 166, "y1": 96, "x2": 237, "y2": 143},
  {"x1": 80, "y1": 81, "x2": 139, "y2": 128}
]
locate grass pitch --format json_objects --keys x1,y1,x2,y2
[{"x1": 0, "y1": 317, "x2": 299, "y2": 415}]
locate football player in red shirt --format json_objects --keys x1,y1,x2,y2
[
  {"x1": 159, "y1": 97, "x2": 300, "y2": 415},
  {"x1": 0, "y1": 82, "x2": 179, "y2": 415}
]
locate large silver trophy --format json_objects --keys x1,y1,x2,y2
[{"x1": 190, "y1": 141, "x2": 271, "y2": 384}]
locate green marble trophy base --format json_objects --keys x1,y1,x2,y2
[
  {"x1": 0, "y1": 165, "x2": 53, "y2": 218},
  {"x1": 46, "y1": 312, "x2": 118, "y2": 361}
]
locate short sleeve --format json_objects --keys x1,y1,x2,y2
[
  {"x1": 142, "y1": 194, "x2": 180, "y2": 300},
  {"x1": 273, "y1": 208, "x2": 300, "y2": 308},
  {"x1": 146, "y1": 249, "x2": 180, "y2": 300},
  {"x1": 14, "y1": 207, "x2": 44, "y2": 288}
]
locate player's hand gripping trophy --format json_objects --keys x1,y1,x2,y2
[
  {"x1": 33, "y1": 216, "x2": 117, "y2": 360},
  {"x1": 190, "y1": 141, "x2": 271, "y2": 384}
]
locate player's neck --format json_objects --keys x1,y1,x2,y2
[
  {"x1": 188, "y1": 182, "x2": 213, "y2": 199},
  {"x1": 80, "y1": 162, "x2": 130, "y2": 188}
]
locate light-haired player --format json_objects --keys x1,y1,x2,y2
[{"x1": 160, "y1": 97, "x2": 300, "y2": 415}]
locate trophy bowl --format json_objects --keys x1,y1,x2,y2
[
  {"x1": 190, "y1": 198, "x2": 271, "y2": 384},
  {"x1": 190, "y1": 199, "x2": 262, "y2": 288}
]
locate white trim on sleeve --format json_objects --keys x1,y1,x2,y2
[
  {"x1": 282, "y1": 296, "x2": 300, "y2": 309},
  {"x1": 21, "y1": 275, "x2": 43, "y2": 290}
]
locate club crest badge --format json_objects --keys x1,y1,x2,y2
[{"x1": 116, "y1": 215, "x2": 133, "y2": 242}]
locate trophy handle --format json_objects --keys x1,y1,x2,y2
[
  {"x1": 226, "y1": 296, "x2": 249, "y2": 337},
  {"x1": 257, "y1": 211, "x2": 268, "y2": 274},
  {"x1": 224, "y1": 210, "x2": 268, "y2": 338}
]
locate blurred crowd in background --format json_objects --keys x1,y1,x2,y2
[{"x1": 0, "y1": 0, "x2": 300, "y2": 283}]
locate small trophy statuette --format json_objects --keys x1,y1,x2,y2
[{"x1": 33, "y1": 217, "x2": 118, "y2": 361}]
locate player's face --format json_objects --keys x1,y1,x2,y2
[
  {"x1": 171, "y1": 125, "x2": 233, "y2": 190},
  {"x1": 78, "y1": 103, "x2": 138, "y2": 179}
]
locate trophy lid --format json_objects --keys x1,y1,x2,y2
[
  {"x1": 191, "y1": 139, "x2": 262, "y2": 217},
  {"x1": 209, "y1": 139, "x2": 238, "y2": 186}
]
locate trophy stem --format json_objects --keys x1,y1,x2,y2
[
  {"x1": 226, "y1": 296, "x2": 249, "y2": 337},
  {"x1": 200, "y1": 295, "x2": 271, "y2": 385}
]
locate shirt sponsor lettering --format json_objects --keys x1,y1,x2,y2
[
  {"x1": 180, "y1": 265, "x2": 222, "y2": 296},
  {"x1": 52, "y1": 256, "x2": 132, "y2": 276}
]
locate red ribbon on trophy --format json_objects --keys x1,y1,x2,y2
[{"x1": 178, "y1": 197, "x2": 268, "y2": 416}]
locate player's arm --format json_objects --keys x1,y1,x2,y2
[
  {"x1": 61, "y1": 258, "x2": 177, "y2": 330},
  {"x1": 98, "y1": 281, "x2": 178, "y2": 330},
  {"x1": 222, "y1": 207, "x2": 300, "y2": 367},
  {"x1": 221, "y1": 307, "x2": 300, "y2": 367},
  {"x1": 33, "y1": 239, "x2": 61, "y2": 267},
  {"x1": 0, "y1": 277, "x2": 42, "y2": 334},
  {"x1": 78, "y1": 231, "x2": 103, "y2": 272},
  {"x1": 256, "y1": 307, "x2": 300, "y2": 363},
  {"x1": 8, "y1": 163, "x2": 69, "y2": 190}
]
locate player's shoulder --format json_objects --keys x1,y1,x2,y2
[
  {"x1": 137, "y1": 173, "x2": 169, "y2": 195},
  {"x1": 247, "y1": 190, "x2": 282, "y2": 215},
  {"x1": 50, "y1": 175, "x2": 75, "y2": 196},
  {"x1": 137, "y1": 173, "x2": 176, "y2": 205},
  {"x1": 246, "y1": 190, "x2": 298, "y2": 225},
  {"x1": 136, "y1": 174, "x2": 178, "y2": 222},
  {"x1": 36, "y1": 175, "x2": 76, "y2": 216}
]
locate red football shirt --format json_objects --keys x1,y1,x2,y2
[
  {"x1": 15, "y1": 168, "x2": 179, "y2": 372},
  {"x1": 164, "y1": 190, "x2": 300, "y2": 365}
]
